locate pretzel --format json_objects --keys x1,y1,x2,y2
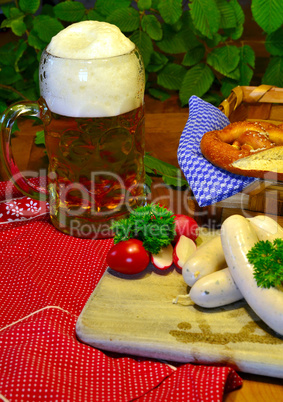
[{"x1": 200, "y1": 121, "x2": 283, "y2": 180}]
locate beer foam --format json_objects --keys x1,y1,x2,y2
[
  {"x1": 40, "y1": 21, "x2": 144, "y2": 118},
  {"x1": 46, "y1": 21, "x2": 135, "y2": 59}
]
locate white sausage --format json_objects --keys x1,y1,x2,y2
[
  {"x1": 182, "y1": 235, "x2": 226, "y2": 287},
  {"x1": 221, "y1": 214, "x2": 283, "y2": 336},
  {"x1": 248, "y1": 215, "x2": 283, "y2": 241},
  {"x1": 189, "y1": 267, "x2": 243, "y2": 308}
]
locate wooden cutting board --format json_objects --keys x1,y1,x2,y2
[{"x1": 76, "y1": 263, "x2": 283, "y2": 379}]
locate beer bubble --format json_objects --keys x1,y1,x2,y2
[{"x1": 99, "y1": 128, "x2": 132, "y2": 163}]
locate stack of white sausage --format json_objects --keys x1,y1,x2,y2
[{"x1": 179, "y1": 215, "x2": 283, "y2": 336}]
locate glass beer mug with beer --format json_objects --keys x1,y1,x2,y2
[{"x1": 0, "y1": 21, "x2": 146, "y2": 239}]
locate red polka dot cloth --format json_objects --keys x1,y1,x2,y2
[{"x1": 0, "y1": 180, "x2": 243, "y2": 402}]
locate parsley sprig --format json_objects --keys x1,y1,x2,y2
[
  {"x1": 111, "y1": 204, "x2": 176, "y2": 255},
  {"x1": 247, "y1": 238, "x2": 283, "y2": 289}
]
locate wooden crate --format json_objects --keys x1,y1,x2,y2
[{"x1": 189, "y1": 85, "x2": 283, "y2": 227}]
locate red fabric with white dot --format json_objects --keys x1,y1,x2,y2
[{"x1": 0, "y1": 181, "x2": 242, "y2": 401}]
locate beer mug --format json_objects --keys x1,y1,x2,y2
[{"x1": 0, "y1": 22, "x2": 146, "y2": 239}]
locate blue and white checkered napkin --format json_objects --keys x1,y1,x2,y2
[{"x1": 177, "y1": 96, "x2": 257, "y2": 207}]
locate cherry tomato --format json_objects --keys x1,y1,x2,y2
[{"x1": 106, "y1": 239, "x2": 150, "y2": 274}]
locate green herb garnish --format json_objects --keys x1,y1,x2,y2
[
  {"x1": 111, "y1": 204, "x2": 176, "y2": 254},
  {"x1": 247, "y1": 238, "x2": 283, "y2": 289}
]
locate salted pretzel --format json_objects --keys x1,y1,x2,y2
[{"x1": 200, "y1": 121, "x2": 283, "y2": 180}]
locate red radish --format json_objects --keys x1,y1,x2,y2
[
  {"x1": 151, "y1": 244, "x2": 173, "y2": 270},
  {"x1": 174, "y1": 214, "x2": 199, "y2": 242},
  {"x1": 173, "y1": 235, "x2": 197, "y2": 269}
]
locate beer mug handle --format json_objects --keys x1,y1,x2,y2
[{"x1": 0, "y1": 100, "x2": 48, "y2": 200}]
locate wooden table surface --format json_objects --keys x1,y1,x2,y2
[{"x1": 1, "y1": 94, "x2": 283, "y2": 400}]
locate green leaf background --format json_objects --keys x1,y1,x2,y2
[
  {"x1": 141, "y1": 15, "x2": 162, "y2": 41},
  {"x1": 54, "y1": 1, "x2": 86, "y2": 22},
  {"x1": 0, "y1": 0, "x2": 282, "y2": 110},
  {"x1": 19, "y1": 0, "x2": 40, "y2": 14},
  {"x1": 158, "y1": 0, "x2": 183, "y2": 25},
  {"x1": 179, "y1": 63, "x2": 215, "y2": 106},
  {"x1": 251, "y1": 0, "x2": 283, "y2": 34},
  {"x1": 190, "y1": 0, "x2": 221, "y2": 39}
]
